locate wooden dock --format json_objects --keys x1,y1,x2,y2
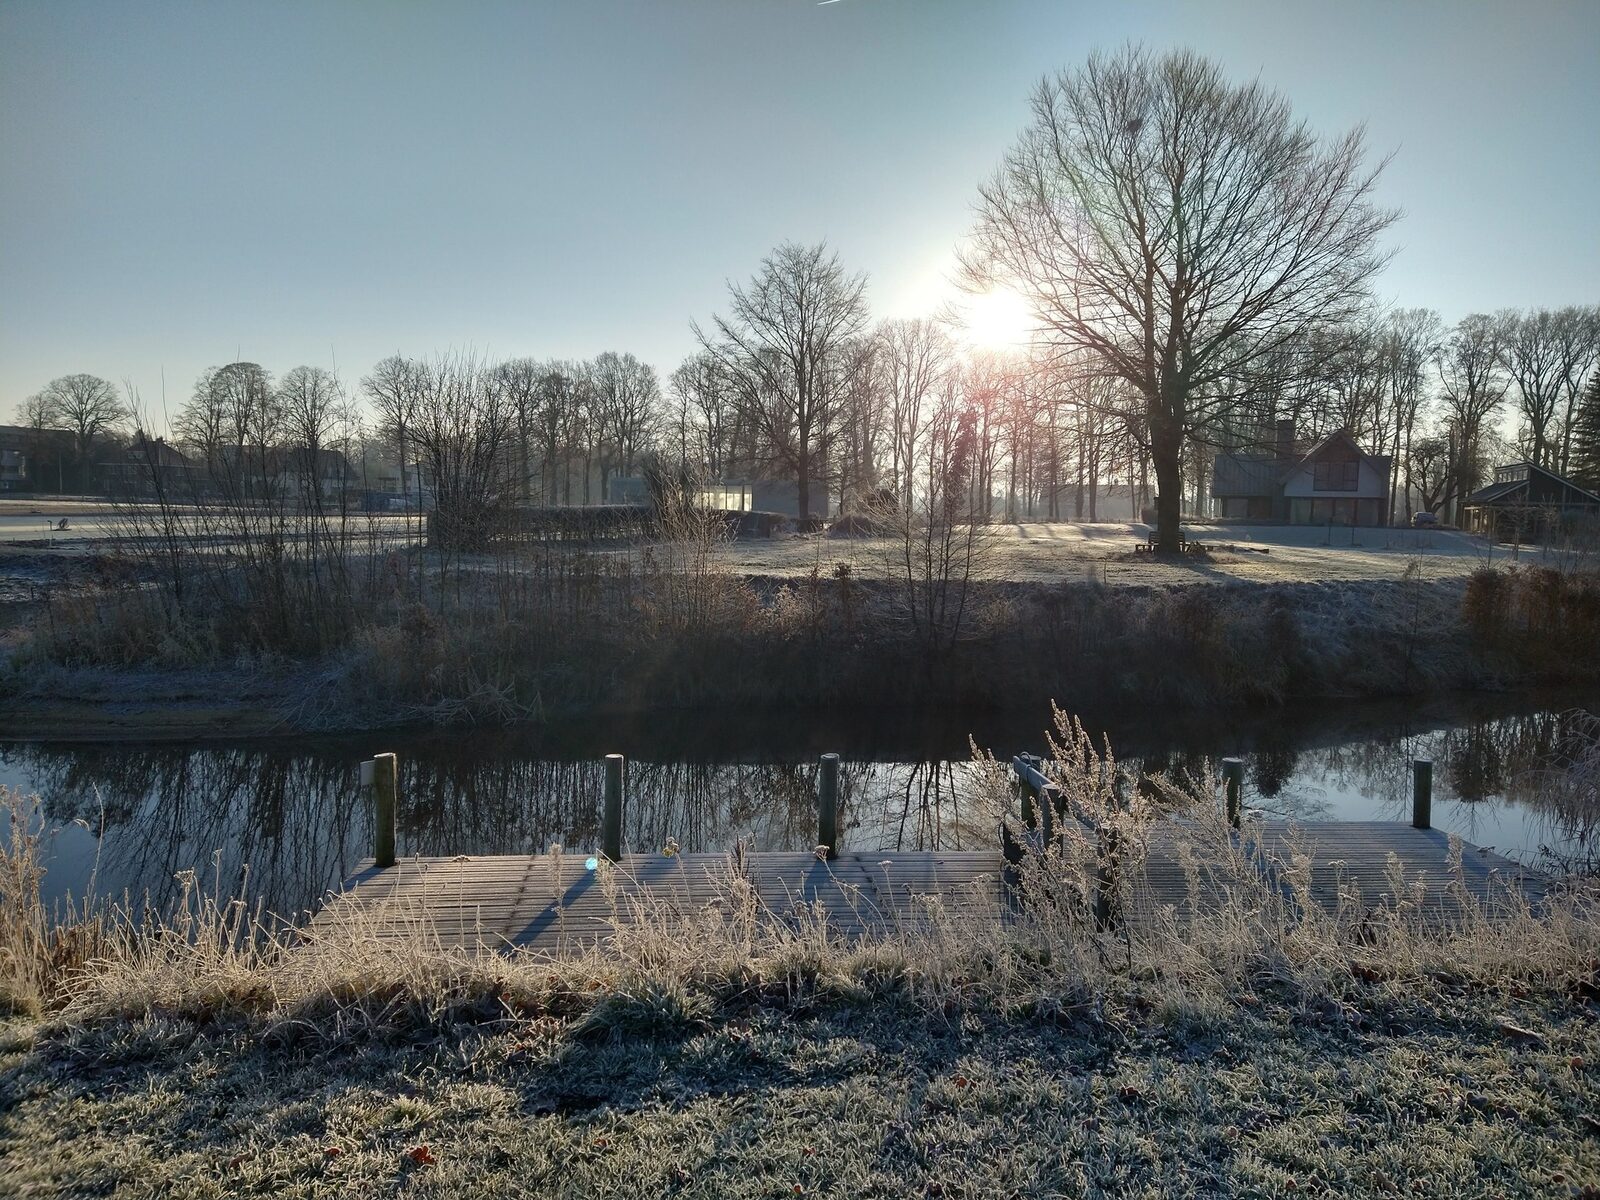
[
  {"x1": 312, "y1": 821, "x2": 1547, "y2": 956},
  {"x1": 311, "y1": 751, "x2": 1548, "y2": 955}
]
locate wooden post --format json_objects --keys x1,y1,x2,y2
[
  {"x1": 1038, "y1": 782, "x2": 1060, "y2": 847},
  {"x1": 1015, "y1": 753, "x2": 1039, "y2": 830},
  {"x1": 1094, "y1": 823, "x2": 1120, "y2": 929},
  {"x1": 371, "y1": 752, "x2": 397, "y2": 868},
  {"x1": 602, "y1": 753, "x2": 624, "y2": 862},
  {"x1": 818, "y1": 753, "x2": 840, "y2": 859},
  {"x1": 1412, "y1": 758, "x2": 1433, "y2": 830},
  {"x1": 1221, "y1": 758, "x2": 1243, "y2": 829}
]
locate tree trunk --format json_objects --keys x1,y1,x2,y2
[{"x1": 1150, "y1": 413, "x2": 1184, "y2": 553}]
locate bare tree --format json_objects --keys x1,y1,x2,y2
[
  {"x1": 277, "y1": 364, "x2": 354, "y2": 516},
  {"x1": 1502, "y1": 308, "x2": 1570, "y2": 468},
  {"x1": 669, "y1": 352, "x2": 738, "y2": 480},
  {"x1": 590, "y1": 351, "x2": 661, "y2": 498},
  {"x1": 362, "y1": 355, "x2": 427, "y2": 506},
  {"x1": 696, "y1": 241, "x2": 869, "y2": 521},
  {"x1": 890, "y1": 382, "x2": 994, "y2": 664},
  {"x1": 408, "y1": 353, "x2": 517, "y2": 556},
  {"x1": 1405, "y1": 434, "x2": 1452, "y2": 516},
  {"x1": 12, "y1": 393, "x2": 67, "y2": 491},
  {"x1": 876, "y1": 318, "x2": 952, "y2": 507},
  {"x1": 1436, "y1": 313, "x2": 1509, "y2": 517},
  {"x1": 531, "y1": 361, "x2": 589, "y2": 505},
  {"x1": 36, "y1": 373, "x2": 129, "y2": 481},
  {"x1": 492, "y1": 358, "x2": 543, "y2": 502},
  {"x1": 278, "y1": 366, "x2": 348, "y2": 454},
  {"x1": 1381, "y1": 308, "x2": 1442, "y2": 520},
  {"x1": 962, "y1": 47, "x2": 1396, "y2": 551}
]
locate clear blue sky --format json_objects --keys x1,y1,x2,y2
[{"x1": 2, "y1": 0, "x2": 1596, "y2": 429}]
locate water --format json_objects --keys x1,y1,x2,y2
[{"x1": 2, "y1": 690, "x2": 1596, "y2": 919}]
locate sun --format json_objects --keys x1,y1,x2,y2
[{"x1": 960, "y1": 288, "x2": 1034, "y2": 351}]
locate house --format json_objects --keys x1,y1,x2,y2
[
  {"x1": 0, "y1": 424, "x2": 73, "y2": 493},
  {"x1": 606, "y1": 476, "x2": 830, "y2": 519},
  {"x1": 1212, "y1": 422, "x2": 1392, "y2": 526},
  {"x1": 208, "y1": 444, "x2": 358, "y2": 503},
  {"x1": 282, "y1": 446, "x2": 358, "y2": 502},
  {"x1": 102, "y1": 433, "x2": 197, "y2": 498},
  {"x1": 1460, "y1": 462, "x2": 1600, "y2": 542},
  {"x1": 356, "y1": 449, "x2": 433, "y2": 510}
]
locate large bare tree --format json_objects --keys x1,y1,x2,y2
[
  {"x1": 696, "y1": 241, "x2": 869, "y2": 521},
  {"x1": 36, "y1": 373, "x2": 129, "y2": 474},
  {"x1": 961, "y1": 47, "x2": 1397, "y2": 550}
]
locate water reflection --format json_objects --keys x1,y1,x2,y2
[{"x1": 2, "y1": 692, "x2": 1596, "y2": 917}]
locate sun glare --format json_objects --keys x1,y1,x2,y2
[{"x1": 961, "y1": 288, "x2": 1034, "y2": 351}]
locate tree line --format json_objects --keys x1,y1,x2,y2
[
  {"x1": 10, "y1": 48, "x2": 1599, "y2": 539},
  {"x1": 14, "y1": 290, "x2": 1597, "y2": 533}
]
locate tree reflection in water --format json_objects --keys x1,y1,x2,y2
[{"x1": 2, "y1": 699, "x2": 1595, "y2": 917}]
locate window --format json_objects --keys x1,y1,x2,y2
[{"x1": 1313, "y1": 457, "x2": 1359, "y2": 491}]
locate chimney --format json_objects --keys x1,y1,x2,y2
[{"x1": 1274, "y1": 418, "x2": 1295, "y2": 461}]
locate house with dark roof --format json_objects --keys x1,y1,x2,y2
[
  {"x1": 1460, "y1": 462, "x2": 1600, "y2": 542},
  {"x1": 102, "y1": 432, "x2": 198, "y2": 497},
  {"x1": 1211, "y1": 423, "x2": 1393, "y2": 526}
]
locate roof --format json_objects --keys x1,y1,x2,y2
[
  {"x1": 1211, "y1": 454, "x2": 1283, "y2": 498},
  {"x1": 1462, "y1": 479, "x2": 1526, "y2": 506},
  {"x1": 1464, "y1": 462, "x2": 1600, "y2": 510},
  {"x1": 1212, "y1": 429, "x2": 1391, "y2": 499},
  {"x1": 1290, "y1": 429, "x2": 1390, "y2": 476}
]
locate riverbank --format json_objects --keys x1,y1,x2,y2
[
  {"x1": 4, "y1": 734, "x2": 1598, "y2": 1197},
  {"x1": 5, "y1": 565, "x2": 1600, "y2": 740},
  {"x1": 4, "y1": 975, "x2": 1597, "y2": 1198}
]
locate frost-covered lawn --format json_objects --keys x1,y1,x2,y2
[
  {"x1": 718, "y1": 521, "x2": 1506, "y2": 587},
  {"x1": 2, "y1": 980, "x2": 1596, "y2": 1198}
]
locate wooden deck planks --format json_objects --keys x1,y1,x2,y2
[{"x1": 311, "y1": 824, "x2": 1547, "y2": 954}]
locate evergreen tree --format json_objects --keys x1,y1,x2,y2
[{"x1": 1570, "y1": 371, "x2": 1600, "y2": 491}]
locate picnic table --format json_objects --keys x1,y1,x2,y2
[{"x1": 1133, "y1": 532, "x2": 1203, "y2": 554}]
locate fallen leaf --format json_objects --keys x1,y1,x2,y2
[
  {"x1": 1494, "y1": 1018, "x2": 1546, "y2": 1047},
  {"x1": 323, "y1": 1146, "x2": 343, "y2": 1158},
  {"x1": 407, "y1": 1145, "x2": 436, "y2": 1166}
]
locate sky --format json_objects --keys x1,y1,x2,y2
[{"x1": 2, "y1": 0, "x2": 1597, "y2": 431}]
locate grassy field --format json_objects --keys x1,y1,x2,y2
[
  {"x1": 3, "y1": 976, "x2": 1598, "y2": 1198},
  {"x1": 727, "y1": 520, "x2": 1503, "y2": 587}
]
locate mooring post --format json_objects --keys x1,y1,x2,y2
[
  {"x1": 1221, "y1": 758, "x2": 1244, "y2": 829},
  {"x1": 818, "y1": 753, "x2": 840, "y2": 859},
  {"x1": 1412, "y1": 758, "x2": 1433, "y2": 830},
  {"x1": 602, "y1": 753, "x2": 625, "y2": 862},
  {"x1": 1015, "y1": 753, "x2": 1040, "y2": 830},
  {"x1": 370, "y1": 752, "x2": 397, "y2": 868},
  {"x1": 1038, "y1": 782, "x2": 1060, "y2": 848},
  {"x1": 1094, "y1": 822, "x2": 1120, "y2": 929}
]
